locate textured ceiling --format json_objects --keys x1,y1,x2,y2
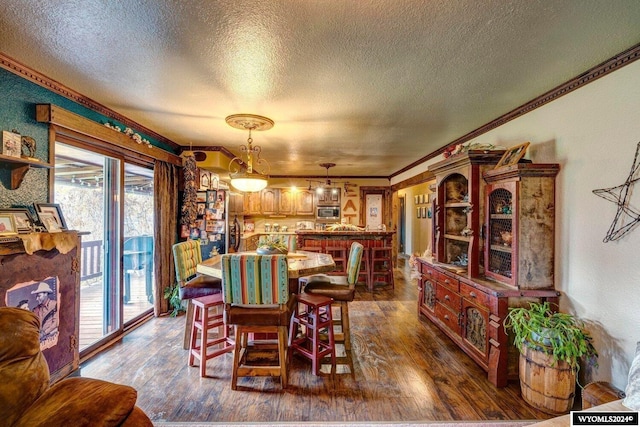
[{"x1": 1, "y1": 0, "x2": 640, "y2": 178}]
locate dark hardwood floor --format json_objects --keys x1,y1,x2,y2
[{"x1": 79, "y1": 259, "x2": 555, "y2": 424}]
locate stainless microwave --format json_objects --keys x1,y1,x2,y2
[{"x1": 316, "y1": 206, "x2": 340, "y2": 221}]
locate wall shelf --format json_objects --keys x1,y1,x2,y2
[{"x1": 0, "y1": 154, "x2": 52, "y2": 189}]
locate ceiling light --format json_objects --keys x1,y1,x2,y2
[{"x1": 226, "y1": 114, "x2": 273, "y2": 192}]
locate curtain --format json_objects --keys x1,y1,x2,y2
[{"x1": 153, "y1": 159, "x2": 180, "y2": 316}]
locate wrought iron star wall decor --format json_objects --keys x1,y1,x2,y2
[{"x1": 592, "y1": 141, "x2": 640, "y2": 242}]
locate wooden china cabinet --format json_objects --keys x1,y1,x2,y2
[{"x1": 417, "y1": 150, "x2": 560, "y2": 387}]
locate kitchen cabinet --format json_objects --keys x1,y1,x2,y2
[
  {"x1": 294, "y1": 189, "x2": 315, "y2": 216},
  {"x1": 228, "y1": 192, "x2": 244, "y2": 216},
  {"x1": 239, "y1": 234, "x2": 260, "y2": 252},
  {"x1": 482, "y1": 163, "x2": 559, "y2": 289},
  {"x1": 244, "y1": 188, "x2": 315, "y2": 216},
  {"x1": 261, "y1": 188, "x2": 278, "y2": 215},
  {"x1": 242, "y1": 191, "x2": 262, "y2": 215},
  {"x1": 316, "y1": 187, "x2": 340, "y2": 206},
  {"x1": 259, "y1": 188, "x2": 297, "y2": 216}
]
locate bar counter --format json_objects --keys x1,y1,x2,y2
[
  {"x1": 295, "y1": 230, "x2": 395, "y2": 248},
  {"x1": 296, "y1": 230, "x2": 395, "y2": 288}
]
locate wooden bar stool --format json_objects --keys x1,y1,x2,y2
[
  {"x1": 325, "y1": 245, "x2": 347, "y2": 274},
  {"x1": 188, "y1": 293, "x2": 235, "y2": 377},
  {"x1": 301, "y1": 242, "x2": 363, "y2": 368},
  {"x1": 288, "y1": 292, "x2": 336, "y2": 375},
  {"x1": 370, "y1": 246, "x2": 395, "y2": 289},
  {"x1": 359, "y1": 247, "x2": 371, "y2": 290}
]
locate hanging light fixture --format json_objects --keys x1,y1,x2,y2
[{"x1": 226, "y1": 114, "x2": 273, "y2": 192}]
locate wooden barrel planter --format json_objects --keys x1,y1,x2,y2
[{"x1": 519, "y1": 342, "x2": 576, "y2": 414}]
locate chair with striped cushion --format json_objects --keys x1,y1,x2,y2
[
  {"x1": 221, "y1": 254, "x2": 292, "y2": 390},
  {"x1": 173, "y1": 240, "x2": 223, "y2": 350}
]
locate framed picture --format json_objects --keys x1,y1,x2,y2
[
  {"x1": 34, "y1": 203, "x2": 68, "y2": 230},
  {"x1": 199, "y1": 170, "x2": 211, "y2": 190},
  {"x1": 1, "y1": 130, "x2": 22, "y2": 158},
  {"x1": 0, "y1": 213, "x2": 18, "y2": 236},
  {"x1": 417, "y1": 207, "x2": 422, "y2": 219},
  {"x1": 495, "y1": 142, "x2": 530, "y2": 169},
  {"x1": 38, "y1": 212, "x2": 62, "y2": 233},
  {"x1": 0, "y1": 208, "x2": 33, "y2": 233},
  {"x1": 422, "y1": 206, "x2": 428, "y2": 218},
  {"x1": 196, "y1": 192, "x2": 207, "y2": 203},
  {"x1": 414, "y1": 195, "x2": 419, "y2": 205}
]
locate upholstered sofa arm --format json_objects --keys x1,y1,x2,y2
[{"x1": 13, "y1": 377, "x2": 152, "y2": 427}]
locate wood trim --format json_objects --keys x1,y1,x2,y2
[
  {"x1": 36, "y1": 104, "x2": 182, "y2": 166},
  {"x1": 391, "y1": 42, "x2": 640, "y2": 179},
  {"x1": 390, "y1": 170, "x2": 435, "y2": 192},
  {"x1": 0, "y1": 52, "x2": 180, "y2": 151}
]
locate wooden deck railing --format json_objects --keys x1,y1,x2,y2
[{"x1": 81, "y1": 240, "x2": 102, "y2": 281}]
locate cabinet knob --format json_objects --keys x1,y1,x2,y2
[
  {"x1": 470, "y1": 292, "x2": 477, "y2": 298},
  {"x1": 444, "y1": 314, "x2": 449, "y2": 320},
  {"x1": 444, "y1": 295, "x2": 450, "y2": 301},
  {"x1": 444, "y1": 279, "x2": 450, "y2": 284}
]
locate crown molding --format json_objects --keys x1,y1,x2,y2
[
  {"x1": 391, "y1": 42, "x2": 640, "y2": 179},
  {"x1": 0, "y1": 52, "x2": 180, "y2": 151}
]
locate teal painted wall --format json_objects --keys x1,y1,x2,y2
[{"x1": 0, "y1": 67, "x2": 175, "y2": 212}]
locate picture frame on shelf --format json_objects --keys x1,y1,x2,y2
[
  {"x1": 38, "y1": 212, "x2": 62, "y2": 233},
  {"x1": 1, "y1": 130, "x2": 22, "y2": 158},
  {"x1": 0, "y1": 213, "x2": 18, "y2": 236},
  {"x1": 495, "y1": 142, "x2": 530, "y2": 169},
  {"x1": 34, "y1": 203, "x2": 68, "y2": 230},
  {"x1": 0, "y1": 208, "x2": 33, "y2": 233}
]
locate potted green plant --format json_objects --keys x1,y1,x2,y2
[
  {"x1": 163, "y1": 283, "x2": 185, "y2": 317},
  {"x1": 504, "y1": 301, "x2": 598, "y2": 414},
  {"x1": 256, "y1": 235, "x2": 289, "y2": 255}
]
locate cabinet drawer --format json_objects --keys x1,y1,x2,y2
[
  {"x1": 460, "y1": 283, "x2": 490, "y2": 308},
  {"x1": 436, "y1": 285, "x2": 461, "y2": 312},
  {"x1": 437, "y1": 272, "x2": 459, "y2": 292},
  {"x1": 420, "y1": 262, "x2": 437, "y2": 278},
  {"x1": 435, "y1": 302, "x2": 460, "y2": 334}
]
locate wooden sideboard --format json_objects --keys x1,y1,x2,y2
[
  {"x1": 417, "y1": 257, "x2": 559, "y2": 387},
  {"x1": 0, "y1": 231, "x2": 81, "y2": 383}
]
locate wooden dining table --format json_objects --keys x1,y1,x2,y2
[{"x1": 196, "y1": 250, "x2": 336, "y2": 294}]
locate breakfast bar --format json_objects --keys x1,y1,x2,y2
[{"x1": 296, "y1": 229, "x2": 396, "y2": 290}]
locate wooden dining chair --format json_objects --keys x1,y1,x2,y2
[
  {"x1": 220, "y1": 254, "x2": 293, "y2": 390},
  {"x1": 172, "y1": 240, "x2": 223, "y2": 349}
]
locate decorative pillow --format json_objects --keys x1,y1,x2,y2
[{"x1": 622, "y1": 341, "x2": 640, "y2": 410}]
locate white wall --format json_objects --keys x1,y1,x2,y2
[{"x1": 393, "y1": 60, "x2": 640, "y2": 389}]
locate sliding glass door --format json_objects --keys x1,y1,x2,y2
[
  {"x1": 54, "y1": 143, "x2": 154, "y2": 352},
  {"x1": 122, "y1": 163, "x2": 154, "y2": 323}
]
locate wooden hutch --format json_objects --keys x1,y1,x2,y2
[{"x1": 417, "y1": 150, "x2": 560, "y2": 387}]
